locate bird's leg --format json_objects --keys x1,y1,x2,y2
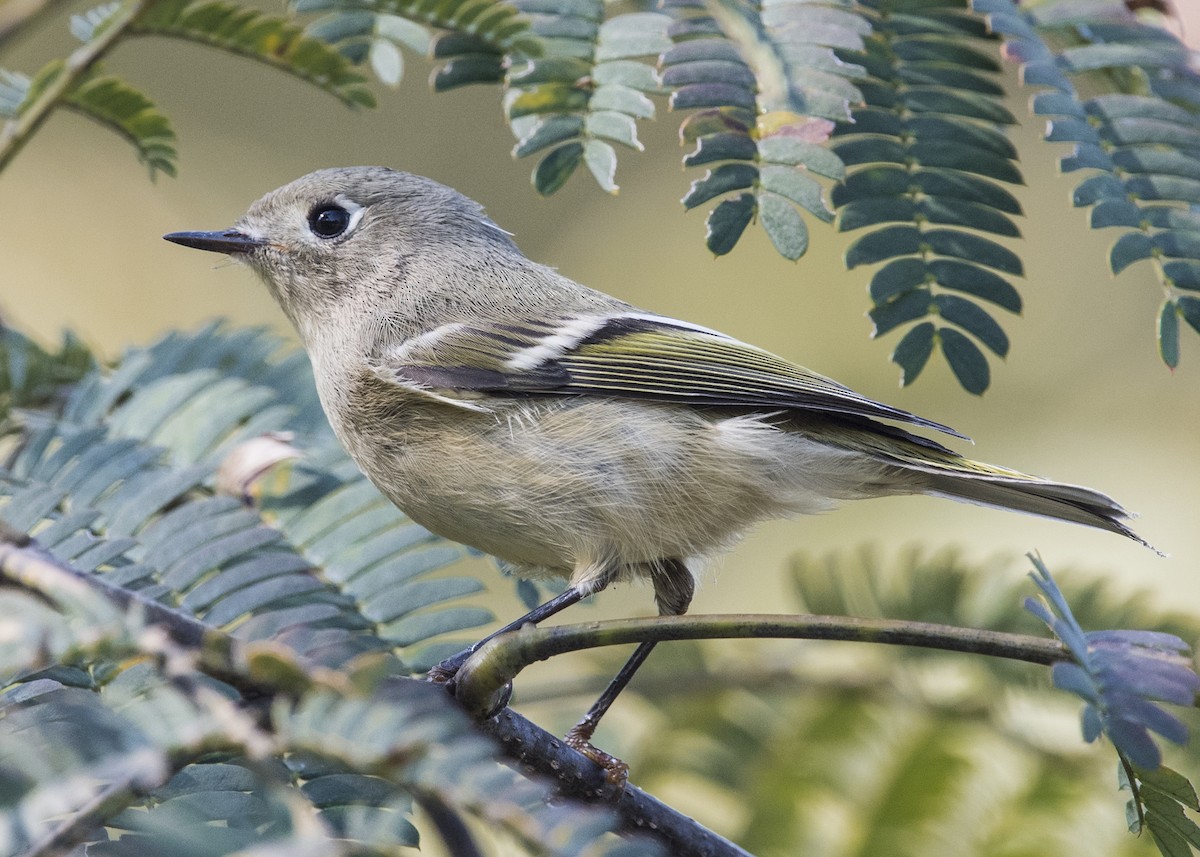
[
  {"x1": 564, "y1": 557, "x2": 694, "y2": 785},
  {"x1": 427, "y1": 585, "x2": 589, "y2": 685},
  {"x1": 564, "y1": 639, "x2": 657, "y2": 784}
]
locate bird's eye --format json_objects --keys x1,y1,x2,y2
[{"x1": 308, "y1": 204, "x2": 351, "y2": 238}]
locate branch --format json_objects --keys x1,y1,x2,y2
[
  {"x1": 0, "y1": 531, "x2": 754, "y2": 857},
  {"x1": 453, "y1": 612, "x2": 1067, "y2": 718},
  {"x1": 0, "y1": 0, "x2": 152, "y2": 173},
  {"x1": 476, "y1": 706, "x2": 755, "y2": 857}
]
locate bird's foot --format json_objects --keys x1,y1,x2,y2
[
  {"x1": 565, "y1": 722, "x2": 629, "y2": 788},
  {"x1": 427, "y1": 650, "x2": 512, "y2": 717},
  {"x1": 425, "y1": 656, "x2": 464, "y2": 687}
]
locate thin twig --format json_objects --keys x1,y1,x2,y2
[
  {"x1": 454, "y1": 613, "x2": 1067, "y2": 717},
  {"x1": 0, "y1": 0, "x2": 152, "y2": 173}
]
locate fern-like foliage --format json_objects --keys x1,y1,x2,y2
[
  {"x1": 829, "y1": 0, "x2": 1022, "y2": 394},
  {"x1": 979, "y1": 0, "x2": 1200, "y2": 368},
  {"x1": 64, "y1": 70, "x2": 178, "y2": 177},
  {"x1": 604, "y1": 547, "x2": 1200, "y2": 857},
  {"x1": 790, "y1": 545, "x2": 1200, "y2": 637},
  {"x1": 6, "y1": 0, "x2": 1200, "y2": 389},
  {"x1": 294, "y1": 0, "x2": 539, "y2": 89},
  {"x1": 0, "y1": 567, "x2": 648, "y2": 856},
  {"x1": 1124, "y1": 764, "x2": 1200, "y2": 857},
  {"x1": 0, "y1": 0, "x2": 373, "y2": 178},
  {"x1": 0, "y1": 62, "x2": 178, "y2": 179},
  {"x1": 1025, "y1": 556, "x2": 1199, "y2": 770},
  {"x1": 1, "y1": 324, "x2": 491, "y2": 670},
  {"x1": 0, "y1": 324, "x2": 665, "y2": 856},
  {"x1": 294, "y1": 1, "x2": 432, "y2": 86},
  {"x1": 403, "y1": 0, "x2": 868, "y2": 253},
  {"x1": 504, "y1": 4, "x2": 671, "y2": 195},
  {"x1": 421, "y1": 0, "x2": 543, "y2": 96},
  {"x1": 669, "y1": 0, "x2": 866, "y2": 259},
  {"x1": 0, "y1": 326, "x2": 94, "y2": 419},
  {"x1": 128, "y1": 0, "x2": 375, "y2": 108}
]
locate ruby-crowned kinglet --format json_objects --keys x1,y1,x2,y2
[{"x1": 166, "y1": 166, "x2": 1149, "y2": 764}]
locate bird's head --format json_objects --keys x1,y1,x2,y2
[{"x1": 165, "y1": 166, "x2": 517, "y2": 342}]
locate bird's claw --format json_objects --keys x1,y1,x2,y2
[
  {"x1": 426, "y1": 656, "x2": 512, "y2": 718},
  {"x1": 425, "y1": 661, "x2": 458, "y2": 686},
  {"x1": 565, "y1": 724, "x2": 630, "y2": 788}
]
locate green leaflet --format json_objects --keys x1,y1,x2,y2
[
  {"x1": 1159, "y1": 300, "x2": 1181, "y2": 369},
  {"x1": 533, "y1": 141, "x2": 583, "y2": 194},
  {"x1": 869, "y1": 286, "x2": 931, "y2": 336},
  {"x1": 759, "y1": 192, "x2": 809, "y2": 260},
  {"x1": 583, "y1": 137, "x2": 618, "y2": 192},
  {"x1": 683, "y1": 162, "x2": 759, "y2": 209},
  {"x1": 684, "y1": 131, "x2": 759, "y2": 167},
  {"x1": 891, "y1": 321, "x2": 935, "y2": 385},
  {"x1": 939, "y1": 327, "x2": 989, "y2": 395},
  {"x1": 760, "y1": 165, "x2": 833, "y2": 222},
  {"x1": 705, "y1": 192, "x2": 756, "y2": 256}
]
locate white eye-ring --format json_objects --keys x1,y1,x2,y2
[{"x1": 306, "y1": 196, "x2": 365, "y2": 240}]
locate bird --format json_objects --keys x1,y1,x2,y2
[{"x1": 165, "y1": 165, "x2": 1150, "y2": 780}]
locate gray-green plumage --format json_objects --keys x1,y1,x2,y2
[{"x1": 165, "y1": 166, "x2": 1153, "y2": 607}]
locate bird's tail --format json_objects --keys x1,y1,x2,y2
[
  {"x1": 914, "y1": 464, "x2": 1159, "y2": 553},
  {"x1": 808, "y1": 419, "x2": 1158, "y2": 552}
]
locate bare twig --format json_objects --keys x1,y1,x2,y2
[{"x1": 454, "y1": 613, "x2": 1067, "y2": 717}]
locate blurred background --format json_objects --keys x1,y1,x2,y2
[{"x1": 2, "y1": 10, "x2": 1199, "y2": 853}]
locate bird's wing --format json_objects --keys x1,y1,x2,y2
[{"x1": 372, "y1": 312, "x2": 967, "y2": 440}]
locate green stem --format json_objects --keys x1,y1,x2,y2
[
  {"x1": 455, "y1": 613, "x2": 1067, "y2": 717},
  {"x1": 0, "y1": 0, "x2": 152, "y2": 174}
]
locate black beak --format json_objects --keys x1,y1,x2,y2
[{"x1": 163, "y1": 229, "x2": 265, "y2": 254}]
